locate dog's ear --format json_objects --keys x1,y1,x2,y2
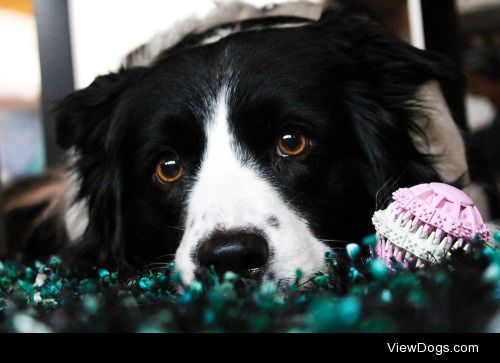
[
  {"x1": 54, "y1": 67, "x2": 145, "y2": 152},
  {"x1": 411, "y1": 81, "x2": 468, "y2": 185},
  {"x1": 320, "y1": 9, "x2": 467, "y2": 203},
  {"x1": 54, "y1": 67, "x2": 145, "y2": 271}
]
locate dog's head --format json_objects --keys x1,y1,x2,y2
[{"x1": 55, "y1": 9, "x2": 465, "y2": 284}]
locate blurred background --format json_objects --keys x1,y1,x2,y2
[{"x1": 0, "y1": 0, "x2": 499, "y2": 190}]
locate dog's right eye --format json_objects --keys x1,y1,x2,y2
[
  {"x1": 154, "y1": 151, "x2": 184, "y2": 184},
  {"x1": 277, "y1": 131, "x2": 308, "y2": 157}
]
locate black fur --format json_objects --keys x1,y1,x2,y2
[
  {"x1": 53, "y1": 9, "x2": 463, "y2": 272},
  {"x1": 2, "y1": 171, "x2": 67, "y2": 260}
]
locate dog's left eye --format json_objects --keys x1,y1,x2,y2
[
  {"x1": 154, "y1": 151, "x2": 184, "y2": 184},
  {"x1": 277, "y1": 131, "x2": 308, "y2": 157}
]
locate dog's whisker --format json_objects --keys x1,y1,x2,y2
[
  {"x1": 146, "y1": 253, "x2": 176, "y2": 265},
  {"x1": 166, "y1": 225, "x2": 186, "y2": 232},
  {"x1": 319, "y1": 238, "x2": 350, "y2": 244},
  {"x1": 375, "y1": 173, "x2": 403, "y2": 210},
  {"x1": 375, "y1": 176, "x2": 396, "y2": 210},
  {"x1": 145, "y1": 262, "x2": 171, "y2": 267},
  {"x1": 142, "y1": 262, "x2": 172, "y2": 272}
]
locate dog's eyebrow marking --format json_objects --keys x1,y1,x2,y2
[{"x1": 266, "y1": 215, "x2": 280, "y2": 228}]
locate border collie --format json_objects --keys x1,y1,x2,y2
[{"x1": 5, "y1": 6, "x2": 472, "y2": 285}]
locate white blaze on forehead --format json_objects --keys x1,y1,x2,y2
[{"x1": 174, "y1": 90, "x2": 329, "y2": 284}]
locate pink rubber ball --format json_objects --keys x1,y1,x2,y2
[{"x1": 372, "y1": 182, "x2": 490, "y2": 269}]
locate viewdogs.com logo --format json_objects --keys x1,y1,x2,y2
[{"x1": 387, "y1": 343, "x2": 479, "y2": 355}]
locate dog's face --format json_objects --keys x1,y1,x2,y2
[{"x1": 55, "y1": 10, "x2": 462, "y2": 284}]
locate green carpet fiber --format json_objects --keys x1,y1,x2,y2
[{"x1": 1, "y1": 234, "x2": 499, "y2": 332}]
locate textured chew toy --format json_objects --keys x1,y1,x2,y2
[{"x1": 372, "y1": 183, "x2": 490, "y2": 269}]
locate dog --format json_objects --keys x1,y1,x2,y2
[{"x1": 3, "y1": 6, "x2": 473, "y2": 285}]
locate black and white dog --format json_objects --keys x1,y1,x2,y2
[{"x1": 7, "y1": 5, "x2": 473, "y2": 285}]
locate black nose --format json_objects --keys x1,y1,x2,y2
[{"x1": 197, "y1": 230, "x2": 269, "y2": 278}]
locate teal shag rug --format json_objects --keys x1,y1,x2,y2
[{"x1": 1, "y1": 234, "x2": 499, "y2": 333}]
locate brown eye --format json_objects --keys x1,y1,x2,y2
[
  {"x1": 155, "y1": 152, "x2": 184, "y2": 184},
  {"x1": 277, "y1": 131, "x2": 308, "y2": 157}
]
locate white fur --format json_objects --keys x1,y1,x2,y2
[
  {"x1": 174, "y1": 90, "x2": 329, "y2": 284},
  {"x1": 64, "y1": 151, "x2": 89, "y2": 242}
]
